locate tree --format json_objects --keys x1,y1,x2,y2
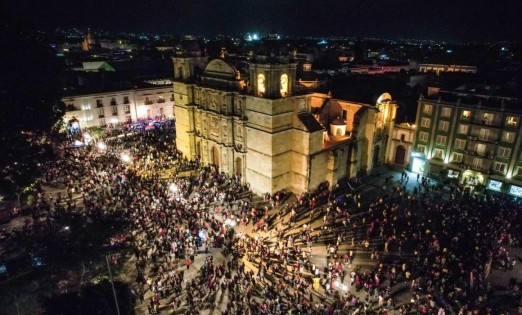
[{"x1": 0, "y1": 21, "x2": 65, "y2": 198}]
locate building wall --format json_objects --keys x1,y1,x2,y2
[
  {"x1": 62, "y1": 86, "x2": 175, "y2": 129},
  {"x1": 412, "y1": 95, "x2": 522, "y2": 193}
]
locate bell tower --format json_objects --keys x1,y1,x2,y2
[{"x1": 248, "y1": 33, "x2": 297, "y2": 99}]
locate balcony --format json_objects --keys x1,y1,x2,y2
[
  {"x1": 145, "y1": 101, "x2": 153, "y2": 105},
  {"x1": 123, "y1": 100, "x2": 130, "y2": 104},
  {"x1": 124, "y1": 110, "x2": 131, "y2": 114},
  {"x1": 110, "y1": 101, "x2": 117, "y2": 106},
  {"x1": 96, "y1": 103, "x2": 104, "y2": 108},
  {"x1": 98, "y1": 114, "x2": 105, "y2": 118},
  {"x1": 112, "y1": 112, "x2": 118, "y2": 116},
  {"x1": 157, "y1": 98, "x2": 166, "y2": 103}
]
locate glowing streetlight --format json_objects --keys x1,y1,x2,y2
[
  {"x1": 120, "y1": 153, "x2": 131, "y2": 163},
  {"x1": 169, "y1": 183, "x2": 178, "y2": 193}
]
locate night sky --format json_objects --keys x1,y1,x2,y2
[{"x1": 5, "y1": 0, "x2": 522, "y2": 41}]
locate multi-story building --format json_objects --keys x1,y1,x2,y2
[
  {"x1": 173, "y1": 36, "x2": 398, "y2": 194},
  {"x1": 62, "y1": 81, "x2": 175, "y2": 129},
  {"x1": 418, "y1": 63, "x2": 477, "y2": 75},
  {"x1": 411, "y1": 90, "x2": 522, "y2": 196}
]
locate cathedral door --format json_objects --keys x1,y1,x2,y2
[
  {"x1": 212, "y1": 146, "x2": 219, "y2": 168},
  {"x1": 394, "y1": 145, "x2": 406, "y2": 165}
]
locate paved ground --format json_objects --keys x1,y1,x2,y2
[{"x1": 2, "y1": 165, "x2": 521, "y2": 314}]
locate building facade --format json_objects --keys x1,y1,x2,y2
[
  {"x1": 62, "y1": 83, "x2": 175, "y2": 129},
  {"x1": 411, "y1": 91, "x2": 522, "y2": 195},
  {"x1": 173, "y1": 37, "x2": 398, "y2": 194}
]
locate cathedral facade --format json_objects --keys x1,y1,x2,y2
[{"x1": 173, "y1": 38, "x2": 397, "y2": 194}]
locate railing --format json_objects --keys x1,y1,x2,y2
[
  {"x1": 98, "y1": 114, "x2": 105, "y2": 118},
  {"x1": 110, "y1": 101, "x2": 117, "y2": 106},
  {"x1": 96, "y1": 103, "x2": 104, "y2": 108},
  {"x1": 157, "y1": 99, "x2": 166, "y2": 103},
  {"x1": 112, "y1": 112, "x2": 118, "y2": 116}
]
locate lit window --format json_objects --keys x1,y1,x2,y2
[
  {"x1": 498, "y1": 147, "x2": 511, "y2": 159},
  {"x1": 515, "y1": 166, "x2": 522, "y2": 177},
  {"x1": 454, "y1": 139, "x2": 466, "y2": 150},
  {"x1": 421, "y1": 118, "x2": 431, "y2": 128},
  {"x1": 418, "y1": 132, "x2": 429, "y2": 142},
  {"x1": 506, "y1": 116, "x2": 518, "y2": 126},
  {"x1": 436, "y1": 135, "x2": 447, "y2": 145},
  {"x1": 472, "y1": 157, "x2": 483, "y2": 169},
  {"x1": 423, "y1": 104, "x2": 433, "y2": 114},
  {"x1": 479, "y1": 128, "x2": 490, "y2": 141},
  {"x1": 280, "y1": 74, "x2": 288, "y2": 97},
  {"x1": 502, "y1": 131, "x2": 515, "y2": 143},
  {"x1": 482, "y1": 112, "x2": 493, "y2": 125},
  {"x1": 438, "y1": 120, "x2": 449, "y2": 132},
  {"x1": 452, "y1": 153, "x2": 463, "y2": 162},
  {"x1": 417, "y1": 145, "x2": 426, "y2": 154},
  {"x1": 433, "y1": 149, "x2": 444, "y2": 159},
  {"x1": 461, "y1": 110, "x2": 471, "y2": 119},
  {"x1": 257, "y1": 74, "x2": 266, "y2": 97},
  {"x1": 494, "y1": 162, "x2": 507, "y2": 173},
  {"x1": 457, "y1": 124, "x2": 469, "y2": 134},
  {"x1": 441, "y1": 107, "x2": 452, "y2": 117}
]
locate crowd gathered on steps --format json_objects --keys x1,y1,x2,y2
[{"x1": 7, "y1": 127, "x2": 521, "y2": 315}]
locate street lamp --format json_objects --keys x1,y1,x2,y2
[{"x1": 120, "y1": 153, "x2": 131, "y2": 163}]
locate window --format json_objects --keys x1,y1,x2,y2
[
  {"x1": 423, "y1": 104, "x2": 433, "y2": 114},
  {"x1": 515, "y1": 166, "x2": 522, "y2": 177},
  {"x1": 145, "y1": 97, "x2": 152, "y2": 105},
  {"x1": 433, "y1": 149, "x2": 444, "y2": 159},
  {"x1": 124, "y1": 104, "x2": 130, "y2": 114},
  {"x1": 342, "y1": 109, "x2": 348, "y2": 120},
  {"x1": 441, "y1": 107, "x2": 452, "y2": 117},
  {"x1": 421, "y1": 118, "x2": 431, "y2": 128},
  {"x1": 97, "y1": 108, "x2": 104, "y2": 117},
  {"x1": 479, "y1": 128, "x2": 490, "y2": 141},
  {"x1": 482, "y1": 113, "x2": 493, "y2": 125},
  {"x1": 110, "y1": 98, "x2": 117, "y2": 106},
  {"x1": 111, "y1": 106, "x2": 118, "y2": 116},
  {"x1": 438, "y1": 120, "x2": 449, "y2": 132},
  {"x1": 461, "y1": 110, "x2": 471, "y2": 119},
  {"x1": 472, "y1": 157, "x2": 483, "y2": 169},
  {"x1": 96, "y1": 99, "x2": 103, "y2": 107},
  {"x1": 280, "y1": 74, "x2": 288, "y2": 97},
  {"x1": 506, "y1": 116, "x2": 518, "y2": 127},
  {"x1": 124, "y1": 96, "x2": 130, "y2": 104},
  {"x1": 494, "y1": 162, "x2": 507, "y2": 173},
  {"x1": 498, "y1": 147, "x2": 511, "y2": 159},
  {"x1": 457, "y1": 124, "x2": 469, "y2": 134},
  {"x1": 257, "y1": 74, "x2": 266, "y2": 97},
  {"x1": 418, "y1": 132, "x2": 429, "y2": 142},
  {"x1": 454, "y1": 138, "x2": 466, "y2": 150},
  {"x1": 400, "y1": 134, "x2": 406, "y2": 142},
  {"x1": 502, "y1": 131, "x2": 515, "y2": 143},
  {"x1": 436, "y1": 135, "x2": 447, "y2": 145},
  {"x1": 158, "y1": 96, "x2": 165, "y2": 103},
  {"x1": 417, "y1": 144, "x2": 427, "y2": 154},
  {"x1": 99, "y1": 118, "x2": 106, "y2": 126},
  {"x1": 452, "y1": 152, "x2": 463, "y2": 163}
]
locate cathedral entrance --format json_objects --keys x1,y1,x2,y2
[
  {"x1": 212, "y1": 146, "x2": 219, "y2": 168},
  {"x1": 394, "y1": 145, "x2": 406, "y2": 165}
]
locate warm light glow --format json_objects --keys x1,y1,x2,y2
[
  {"x1": 257, "y1": 74, "x2": 265, "y2": 97},
  {"x1": 110, "y1": 117, "x2": 119, "y2": 124},
  {"x1": 280, "y1": 74, "x2": 288, "y2": 97},
  {"x1": 121, "y1": 153, "x2": 131, "y2": 163},
  {"x1": 97, "y1": 142, "x2": 107, "y2": 151}
]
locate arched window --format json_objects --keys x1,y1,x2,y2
[
  {"x1": 257, "y1": 74, "x2": 266, "y2": 97},
  {"x1": 280, "y1": 74, "x2": 288, "y2": 97}
]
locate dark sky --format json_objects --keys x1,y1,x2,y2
[{"x1": 5, "y1": 0, "x2": 522, "y2": 41}]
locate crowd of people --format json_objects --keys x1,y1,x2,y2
[{"x1": 7, "y1": 126, "x2": 521, "y2": 315}]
